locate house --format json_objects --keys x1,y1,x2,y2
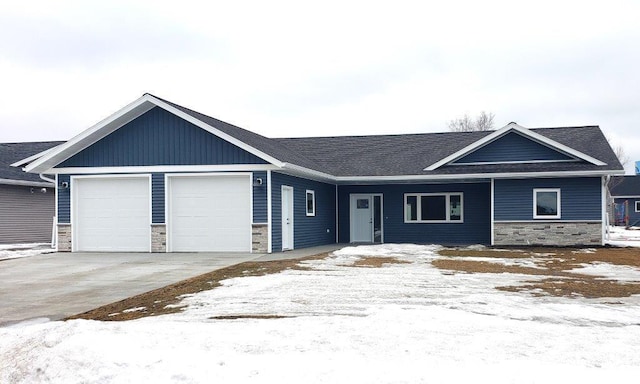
[
  {"x1": 1, "y1": 141, "x2": 62, "y2": 244},
  {"x1": 609, "y1": 176, "x2": 640, "y2": 227},
  {"x1": 15, "y1": 94, "x2": 624, "y2": 252}
]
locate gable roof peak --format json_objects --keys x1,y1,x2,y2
[{"x1": 424, "y1": 121, "x2": 607, "y2": 171}]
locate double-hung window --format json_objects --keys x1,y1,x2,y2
[
  {"x1": 404, "y1": 193, "x2": 463, "y2": 223},
  {"x1": 533, "y1": 189, "x2": 560, "y2": 219},
  {"x1": 635, "y1": 201, "x2": 640, "y2": 213}
]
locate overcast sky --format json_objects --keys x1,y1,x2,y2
[{"x1": 1, "y1": 0, "x2": 639, "y2": 173}]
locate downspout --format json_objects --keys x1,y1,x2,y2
[
  {"x1": 603, "y1": 175, "x2": 611, "y2": 243},
  {"x1": 40, "y1": 174, "x2": 57, "y2": 248}
]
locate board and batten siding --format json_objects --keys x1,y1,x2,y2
[
  {"x1": 58, "y1": 107, "x2": 268, "y2": 167},
  {"x1": 494, "y1": 177, "x2": 602, "y2": 221},
  {"x1": 0, "y1": 184, "x2": 55, "y2": 244},
  {"x1": 270, "y1": 172, "x2": 336, "y2": 251},
  {"x1": 453, "y1": 132, "x2": 573, "y2": 164},
  {"x1": 338, "y1": 182, "x2": 491, "y2": 245}
]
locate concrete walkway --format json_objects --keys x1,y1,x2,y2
[{"x1": 0, "y1": 245, "x2": 344, "y2": 326}]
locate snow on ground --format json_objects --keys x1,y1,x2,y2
[
  {"x1": 1, "y1": 244, "x2": 640, "y2": 383},
  {"x1": 607, "y1": 226, "x2": 640, "y2": 247},
  {"x1": 571, "y1": 262, "x2": 640, "y2": 282},
  {"x1": 0, "y1": 243, "x2": 54, "y2": 261}
]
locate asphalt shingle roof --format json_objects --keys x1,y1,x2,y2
[
  {"x1": 610, "y1": 176, "x2": 640, "y2": 196},
  {"x1": 154, "y1": 95, "x2": 622, "y2": 177},
  {"x1": 0, "y1": 141, "x2": 63, "y2": 183}
]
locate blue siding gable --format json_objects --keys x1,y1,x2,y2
[
  {"x1": 453, "y1": 132, "x2": 574, "y2": 164},
  {"x1": 494, "y1": 177, "x2": 602, "y2": 221},
  {"x1": 59, "y1": 107, "x2": 267, "y2": 167}
]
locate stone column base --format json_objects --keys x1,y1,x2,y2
[
  {"x1": 57, "y1": 224, "x2": 72, "y2": 252},
  {"x1": 252, "y1": 224, "x2": 268, "y2": 253},
  {"x1": 152, "y1": 224, "x2": 167, "y2": 253},
  {"x1": 494, "y1": 221, "x2": 602, "y2": 246}
]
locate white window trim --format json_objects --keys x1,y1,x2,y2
[
  {"x1": 305, "y1": 189, "x2": 316, "y2": 217},
  {"x1": 635, "y1": 201, "x2": 640, "y2": 213},
  {"x1": 533, "y1": 188, "x2": 561, "y2": 219},
  {"x1": 404, "y1": 192, "x2": 464, "y2": 223}
]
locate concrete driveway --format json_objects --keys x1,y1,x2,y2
[{"x1": 0, "y1": 252, "x2": 262, "y2": 326}]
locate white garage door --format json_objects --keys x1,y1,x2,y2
[
  {"x1": 73, "y1": 177, "x2": 150, "y2": 252},
  {"x1": 168, "y1": 174, "x2": 251, "y2": 252}
]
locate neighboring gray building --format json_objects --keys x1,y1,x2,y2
[{"x1": 0, "y1": 141, "x2": 62, "y2": 244}]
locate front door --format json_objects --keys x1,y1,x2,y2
[
  {"x1": 281, "y1": 186, "x2": 294, "y2": 250},
  {"x1": 350, "y1": 194, "x2": 383, "y2": 243}
]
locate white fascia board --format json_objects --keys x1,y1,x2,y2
[
  {"x1": 11, "y1": 144, "x2": 63, "y2": 168},
  {"x1": 335, "y1": 169, "x2": 624, "y2": 184},
  {"x1": 24, "y1": 95, "x2": 155, "y2": 174},
  {"x1": 423, "y1": 123, "x2": 607, "y2": 171},
  {"x1": 0, "y1": 178, "x2": 54, "y2": 187},
  {"x1": 278, "y1": 163, "x2": 337, "y2": 183},
  {"x1": 611, "y1": 195, "x2": 640, "y2": 199},
  {"x1": 146, "y1": 95, "x2": 286, "y2": 168},
  {"x1": 47, "y1": 164, "x2": 279, "y2": 175}
]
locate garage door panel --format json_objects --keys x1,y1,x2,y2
[
  {"x1": 74, "y1": 177, "x2": 150, "y2": 252},
  {"x1": 169, "y1": 175, "x2": 250, "y2": 252}
]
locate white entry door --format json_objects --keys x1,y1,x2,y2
[
  {"x1": 281, "y1": 186, "x2": 294, "y2": 250},
  {"x1": 168, "y1": 174, "x2": 251, "y2": 252},
  {"x1": 73, "y1": 176, "x2": 151, "y2": 252},
  {"x1": 350, "y1": 194, "x2": 373, "y2": 243}
]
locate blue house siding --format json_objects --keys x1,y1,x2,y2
[
  {"x1": 338, "y1": 182, "x2": 491, "y2": 245},
  {"x1": 494, "y1": 177, "x2": 602, "y2": 221},
  {"x1": 270, "y1": 172, "x2": 336, "y2": 251},
  {"x1": 252, "y1": 171, "x2": 268, "y2": 223},
  {"x1": 453, "y1": 132, "x2": 573, "y2": 164},
  {"x1": 57, "y1": 175, "x2": 71, "y2": 223},
  {"x1": 151, "y1": 173, "x2": 165, "y2": 223},
  {"x1": 59, "y1": 107, "x2": 267, "y2": 167}
]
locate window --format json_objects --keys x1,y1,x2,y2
[
  {"x1": 533, "y1": 189, "x2": 560, "y2": 219},
  {"x1": 306, "y1": 190, "x2": 316, "y2": 216},
  {"x1": 404, "y1": 193, "x2": 463, "y2": 223},
  {"x1": 636, "y1": 201, "x2": 640, "y2": 213}
]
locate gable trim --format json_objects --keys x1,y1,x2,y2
[
  {"x1": 146, "y1": 95, "x2": 285, "y2": 168},
  {"x1": 424, "y1": 123, "x2": 607, "y2": 171},
  {"x1": 23, "y1": 94, "x2": 285, "y2": 174}
]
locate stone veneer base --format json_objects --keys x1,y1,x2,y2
[
  {"x1": 151, "y1": 224, "x2": 167, "y2": 253},
  {"x1": 493, "y1": 221, "x2": 602, "y2": 246},
  {"x1": 57, "y1": 224, "x2": 72, "y2": 252},
  {"x1": 252, "y1": 224, "x2": 268, "y2": 253}
]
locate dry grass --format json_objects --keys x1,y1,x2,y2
[
  {"x1": 67, "y1": 246, "x2": 640, "y2": 322},
  {"x1": 434, "y1": 247, "x2": 640, "y2": 298},
  {"x1": 66, "y1": 253, "x2": 329, "y2": 322},
  {"x1": 352, "y1": 256, "x2": 411, "y2": 268}
]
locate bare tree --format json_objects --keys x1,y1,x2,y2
[
  {"x1": 613, "y1": 144, "x2": 630, "y2": 170},
  {"x1": 449, "y1": 111, "x2": 495, "y2": 132}
]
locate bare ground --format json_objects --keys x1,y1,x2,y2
[{"x1": 67, "y1": 246, "x2": 640, "y2": 322}]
